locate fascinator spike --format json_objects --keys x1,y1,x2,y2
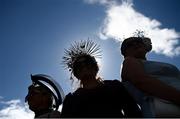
[{"x1": 62, "y1": 39, "x2": 102, "y2": 72}]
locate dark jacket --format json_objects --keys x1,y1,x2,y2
[{"x1": 60, "y1": 80, "x2": 142, "y2": 118}]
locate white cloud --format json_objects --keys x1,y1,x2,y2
[
  {"x1": 0, "y1": 99, "x2": 34, "y2": 119},
  {"x1": 85, "y1": 0, "x2": 180, "y2": 57},
  {"x1": 84, "y1": 0, "x2": 132, "y2": 6},
  {"x1": 0, "y1": 98, "x2": 63, "y2": 119},
  {"x1": 84, "y1": 0, "x2": 117, "y2": 5}
]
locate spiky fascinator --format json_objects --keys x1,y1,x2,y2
[{"x1": 62, "y1": 40, "x2": 102, "y2": 72}]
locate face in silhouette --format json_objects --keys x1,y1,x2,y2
[
  {"x1": 121, "y1": 37, "x2": 152, "y2": 59},
  {"x1": 130, "y1": 41, "x2": 147, "y2": 58},
  {"x1": 73, "y1": 55, "x2": 99, "y2": 80},
  {"x1": 25, "y1": 85, "x2": 52, "y2": 112},
  {"x1": 122, "y1": 40, "x2": 147, "y2": 59}
]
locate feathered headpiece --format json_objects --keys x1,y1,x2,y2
[
  {"x1": 62, "y1": 40, "x2": 102, "y2": 72},
  {"x1": 121, "y1": 30, "x2": 152, "y2": 56}
]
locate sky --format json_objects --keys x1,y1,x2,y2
[{"x1": 0, "y1": 0, "x2": 180, "y2": 118}]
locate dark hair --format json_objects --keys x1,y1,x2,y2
[
  {"x1": 72, "y1": 55, "x2": 99, "y2": 79},
  {"x1": 121, "y1": 37, "x2": 152, "y2": 56}
]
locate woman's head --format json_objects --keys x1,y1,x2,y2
[
  {"x1": 25, "y1": 85, "x2": 53, "y2": 112},
  {"x1": 121, "y1": 37, "x2": 152, "y2": 58},
  {"x1": 26, "y1": 74, "x2": 64, "y2": 112},
  {"x1": 72, "y1": 54, "x2": 99, "y2": 79}
]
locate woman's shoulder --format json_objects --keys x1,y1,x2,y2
[
  {"x1": 63, "y1": 92, "x2": 79, "y2": 104},
  {"x1": 103, "y1": 79, "x2": 121, "y2": 84},
  {"x1": 103, "y1": 80, "x2": 132, "y2": 97},
  {"x1": 65, "y1": 88, "x2": 84, "y2": 98},
  {"x1": 37, "y1": 110, "x2": 61, "y2": 118},
  {"x1": 103, "y1": 80, "x2": 124, "y2": 89}
]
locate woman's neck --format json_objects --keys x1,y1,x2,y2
[
  {"x1": 80, "y1": 77, "x2": 103, "y2": 89},
  {"x1": 126, "y1": 54, "x2": 147, "y2": 60},
  {"x1": 135, "y1": 56, "x2": 147, "y2": 60},
  {"x1": 35, "y1": 109, "x2": 52, "y2": 118}
]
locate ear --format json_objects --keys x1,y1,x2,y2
[{"x1": 125, "y1": 47, "x2": 132, "y2": 55}]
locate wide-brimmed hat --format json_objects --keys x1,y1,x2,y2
[{"x1": 28, "y1": 74, "x2": 65, "y2": 110}]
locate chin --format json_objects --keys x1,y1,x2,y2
[
  {"x1": 79, "y1": 74, "x2": 92, "y2": 79},
  {"x1": 135, "y1": 54, "x2": 145, "y2": 59},
  {"x1": 29, "y1": 106, "x2": 36, "y2": 112},
  {"x1": 29, "y1": 104, "x2": 39, "y2": 112}
]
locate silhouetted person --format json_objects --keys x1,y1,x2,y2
[
  {"x1": 25, "y1": 74, "x2": 64, "y2": 118},
  {"x1": 121, "y1": 37, "x2": 180, "y2": 117},
  {"x1": 60, "y1": 40, "x2": 142, "y2": 118}
]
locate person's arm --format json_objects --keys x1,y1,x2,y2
[
  {"x1": 121, "y1": 57, "x2": 180, "y2": 105},
  {"x1": 60, "y1": 94, "x2": 74, "y2": 118},
  {"x1": 120, "y1": 84, "x2": 143, "y2": 117},
  {"x1": 110, "y1": 80, "x2": 142, "y2": 117}
]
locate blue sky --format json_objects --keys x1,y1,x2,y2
[{"x1": 0, "y1": 0, "x2": 180, "y2": 118}]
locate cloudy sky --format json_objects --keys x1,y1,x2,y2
[{"x1": 0, "y1": 0, "x2": 180, "y2": 118}]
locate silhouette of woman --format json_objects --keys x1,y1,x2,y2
[
  {"x1": 25, "y1": 74, "x2": 64, "y2": 118},
  {"x1": 60, "y1": 40, "x2": 142, "y2": 118},
  {"x1": 120, "y1": 36, "x2": 180, "y2": 117}
]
